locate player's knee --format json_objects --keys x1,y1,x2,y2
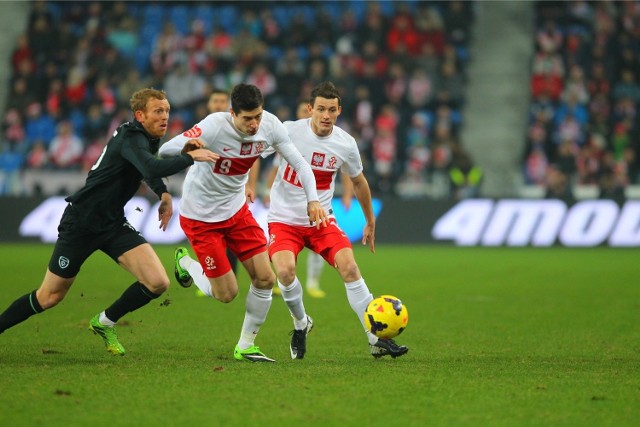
[
  {"x1": 339, "y1": 260, "x2": 361, "y2": 282},
  {"x1": 253, "y1": 271, "x2": 276, "y2": 290},
  {"x1": 38, "y1": 292, "x2": 65, "y2": 309},
  {"x1": 215, "y1": 290, "x2": 237, "y2": 303},
  {"x1": 147, "y1": 275, "x2": 170, "y2": 294},
  {"x1": 275, "y1": 264, "x2": 296, "y2": 286}
]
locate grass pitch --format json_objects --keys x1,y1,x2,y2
[{"x1": 0, "y1": 244, "x2": 638, "y2": 426}]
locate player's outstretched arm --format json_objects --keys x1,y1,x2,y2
[
  {"x1": 351, "y1": 173, "x2": 376, "y2": 253},
  {"x1": 158, "y1": 192, "x2": 173, "y2": 231},
  {"x1": 185, "y1": 147, "x2": 219, "y2": 163},
  {"x1": 341, "y1": 172, "x2": 354, "y2": 211},
  {"x1": 181, "y1": 138, "x2": 206, "y2": 154}
]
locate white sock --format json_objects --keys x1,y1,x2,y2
[
  {"x1": 345, "y1": 278, "x2": 378, "y2": 345},
  {"x1": 306, "y1": 252, "x2": 325, "y2": 289},
  {"x1": 180, "y1": 256, "x2": 213, "y2": 298},
  {"x1": 237, "y1": 284, "x2": 272, "y2": 349},
  {"x1": 99, "y1": 311, "x2": 116, "y2": 327},
  {"x1": 279, "y1": 277, "x2": 308, "y2": 330}
]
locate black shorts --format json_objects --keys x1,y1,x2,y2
[{"x1": 48, "y1": 204, "x2": 148, "y2": 278}]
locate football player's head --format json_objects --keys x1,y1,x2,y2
[
  {"x1": 131, "y1": 88, "x2": 170, "y2": 138},
  {"x1": 309, "y1": 81, "x2": 342, "y2": 137},
  {"x1": 231, "y1": 84, "x2": 264, "y2": 136}
]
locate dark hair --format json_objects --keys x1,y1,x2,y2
[
  {"x1": 310, "y1": 81, "x2": 341, "y2": 107},
  {"x1": 210, "y1": 88, "x2": 228, "y2": 97},
  {"x1": 231, "y1": 84, "x2": 263, "y2": 113}
]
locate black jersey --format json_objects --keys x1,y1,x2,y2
[{"x1": 65, "y1": 120, "x2": 194, "y2": 232}]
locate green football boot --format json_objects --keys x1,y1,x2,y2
[
  {"x1": 174, "y1": 247, "x2": 193, "y2": 288},
  {"x1": 89, "y1": 314, "x2": 125, "y2": 356},
  {"x1": 233, "y1": 345, "x2": 275, "y2": 362}
]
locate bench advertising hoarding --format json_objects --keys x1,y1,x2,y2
[{"x1": 2, "y1": 196, "x2": 639, "y2": 247}]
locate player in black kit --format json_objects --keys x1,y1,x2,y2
[{"x1": 0, "y1": 88, "x2": 218, "y2": 355}]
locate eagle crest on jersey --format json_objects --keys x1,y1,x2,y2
[
  {"x1": 240, "y1": 143, "x2": 252, "y2": 155},
  {"x1": 183, "y1": 125, "x2": 202, "y2": 138},
  {"x1": 311, "y1": 152, "x2": 325, "y2": 167}
]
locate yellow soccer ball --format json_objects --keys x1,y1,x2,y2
[{"x1": 364, "y1": 295, "x2": 409, "y2": 339}]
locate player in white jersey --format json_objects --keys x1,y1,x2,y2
[
  {"x1": 266, "y1": 81, "x2": 408, "y2": 359},
  {"x1": 158, "y1": 84, "x2": 327, "y2": 362},
  {"x1": 264, "y1": 100, "x2": 353, "y2": 299}
]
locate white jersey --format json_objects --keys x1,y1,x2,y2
[
  {"x1": 159, "y1": 111, "x2": 319, "y2": 222},
  {"x1": 267, "y1": 118, "x2": 363, "y2": 226}
]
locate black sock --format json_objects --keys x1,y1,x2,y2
[
  {"x1": 104, "y1": 282, "x2": 160, "y2": 323},
  {"x1": 0, "y1": 290, "x2": 44, "y2": 334}
]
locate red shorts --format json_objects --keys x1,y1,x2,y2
[
  {"x1": 180, "y1": 204, "x2": 267, "y2": 278},
  {"x1": 268, "y1": 218, "x2": 352, "y2": 267}
]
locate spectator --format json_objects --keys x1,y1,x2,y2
[
  {"x1": 28, "y1": 15, "x2": 56, "y2": 66},
  {"x1": 260, "y1": 9, "x2": 282, "y2": 46},
  {"x1": 26, "y1": 141, "x2": 49, "y2": 169},
  {"x1": 96, "y1": 47, "x2": 132, "y2": 88},
  {"x1": 387, "y1": 12, "x2": 420, "y2": 56},
  {"x1": 106, "y1": 17, "x2": 139, "y2": 57},
  {"x1": 400, "y1": 111, "x2": 431, "y2": 185},
  {"x1": 437, "y1": 60, "x2": 466, "y2": 106},
  {"x1": 407, "y1": 67, "x2": 435, "y2": 110},
  {"x1": 372, "y1": 104, "x2": 399, "y2": 192},
  {"x1": 151, "y1": 23, "x2": 183, "y2": 78},
  {"x1": 24, "y1": 102, "x2": 56, "y2": 149},
  {"x1": 162, "y1": 63, "x2": 207, "y2": 110},
  {"x1": 561, "y1": 64, "x2": 589, "y2": 105},
  {"x1": 545, "y1": 165, "x2": 574, "y2": 202},
  {"x1": 524, "y1": 147, "x2": 549, "y2": 185},
  {"x1": 356, "y1": 3, "x2": 388, "y2": 49},
  {"x1": 92, "y1": 77, "x2": 117, "y2": 116},
  {"x1": 246, "y1": 62, "x2": 277, "y2": 99},
  {"x1": 449, "y1": 147, "x2": 482, "y2": 199},
  {"x1": 612, "y1": 69, "x2": 640, "y2": 103},
  {"x1": 415, "y1": 43, "x2": 441, "y2": 79},
  {"x1": 206, "y1": 25, "x2": 233, "y2": 66},
  {"x1": 83, "y1": 103, "x2": 108, "y2": 144},
  {"x1": 444, "y1": 0, "x2": 474, "y2": 47},
  {"x1": 415, "y1": 5, "x2": 447, "y2": 56},
  {"x1": 536, "y1": 20, "x2": 563, "y2": 54},
  {"x1": 586, "y1": 61, "x2": 611, "y2": 97},
  {"x1": 384, "y1": 62, "x2": 408, "y2": 106},
  {"x1": 11, "y1": 33, "x2": 33, "y2": 74},
  {"x1": 48, "y1": 120, "x2": 84, "y2": 169},
  {"x1": 2, "y1": 109, "x2": 27, "y2": 153},
  {"x1": 44, "y1": 78, "x2": 66, "y2": 119},
  {"x1": 116, "y1": 69, "x2": 153, "y2": 108},
  {"x1": 0, "y1": 150, "x2": 24, "y2": 195},
  {"x1": 64, "y1": 67, "x2": 88, "y2": 109}
]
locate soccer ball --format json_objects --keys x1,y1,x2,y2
[{"x1": 364, "y1": 295, "x2": 408, "y2": 339}]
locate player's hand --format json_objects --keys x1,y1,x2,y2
[
  {"x1": 158, "y1": 193, "x2": 173, "y2": 231},
  {"x1": 307, "y1": 201, "x2": 328, "y2": 229},
  {"x1": 362, "y1": 222, "x2": 375, "y2": 253},
  {"x1": 181, "y1": 139, "x2": 205, "y2": 154},
  {"x1": 245, "y1": 186, "x2": 256, "y2": 203},
  {"x1": 187, "y1": 148, "x2": 219, "y2": 163}
]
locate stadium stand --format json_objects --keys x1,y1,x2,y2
[
  {"x1": 1, "y1": 0, "x2": 476, "y2": 199},
  {"x1": 522, "y1": 1, "x2": 640, "y2": 202}
]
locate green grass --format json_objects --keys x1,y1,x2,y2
[{"x1": 0, "y1": 244, "x2": 638, "y2": 426}]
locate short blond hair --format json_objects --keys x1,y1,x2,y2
[{"x1": 129, "y1": 88, "x2": 167, "y2": 113}]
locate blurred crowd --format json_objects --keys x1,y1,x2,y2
[
  {"x1": 0, "y1": 0, "x2": 476, "y2": 198},
  {"x1": 523, "y1": 0, "x2": 640, "y2": 202}
]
